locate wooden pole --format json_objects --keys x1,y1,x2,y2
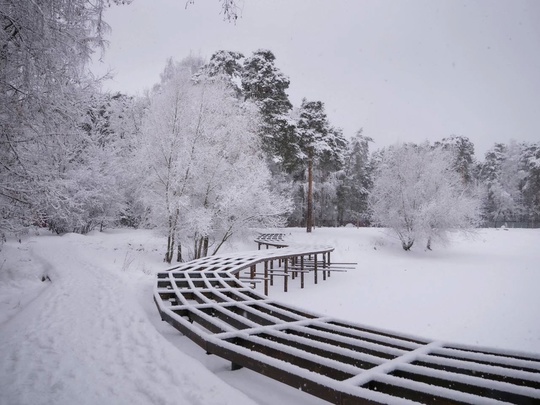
[
  {"x1": 328, "y1": 251, "x2": 331, "y2": 278},
  {"x1": 306, "y1": 152, "x2": 313, "y2": 233},
  {"x1": 314, "y1": 253, "x2": 318, "y2": 284},
  {"x1": 284, "y1": 259, "x2": 288, "y2": 292},
  {"x1": 323, "y1": 253, "x2": 326, "y2": 281},
  {"x1": 264, "y1": 261, "x2": 269, "y2": 296},
  {"x1": 301, "y1": 256, "x2": 305, "y2": 289}
]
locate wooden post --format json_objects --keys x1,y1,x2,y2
[
  {"x1": 300, "y1": 255, "x2": 305, "y2": 289},
  {"x1": 264, "y1": 260, "x2": 269, "y2": 296},
  {"x1": 250, "y1": 264, "x2": 256, "y2": 280},
  {"x1": 284, "y1": 259, "x2": 288, "y2": 293},
  {"x1": 322, "y1": 253, "x2": 327, "y2": 281},
  {"x1": 328, "y1": 251, "x2": 332, "y2": 278},
  {"x1": 314, "y1": 253, "x2": 318, "y2": 284}
]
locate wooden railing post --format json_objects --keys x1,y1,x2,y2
[
  {"x1": 314, "y1": 253, "x2": 318, "y2": 285},
  {"x1": 328, "y1": 251, "x2": 332, "y2": 278},
  {"x1": 300, "y1": 255, "x2": 305, "y2": 289},
  {"x1": 322, "y1": 252, "x2": 327, "y2": 281},
  {"x1": 284, "y1": 259, "x2": 288, "y2": 292},
  {"x1": 264, "y1": 260, "x2": 269, "y2": 296}
]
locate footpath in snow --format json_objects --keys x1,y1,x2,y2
[{"x1": 0, "y1": 232, "x2": 257, "y2": 405}]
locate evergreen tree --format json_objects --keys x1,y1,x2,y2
[
  {"x1": 337, "y1": 129, "x2": 373, "y2": 226},
  {"x1": 435, "y1": 135, "x2": 476, "y2": 185},
  {"x1": 521, "y1": 142, "x2": 540, "y2": 225},
  {"x1": 480, "y1": 142, "x2": 524, "y2": 226},
  {"x1": 296, "y1": 99, "x2": 346, "y2": 231},
  {"x1": 241, "y1": 49, "x2": 299, "y2": 171},
  {"x1": 192, "y1": 50, "x2": 244, "y2": 95}
]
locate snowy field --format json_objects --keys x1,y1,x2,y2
[{"x1": 0, "y1": 227, "x2": 539, "y2": 405}]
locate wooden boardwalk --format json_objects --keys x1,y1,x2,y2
[{"x1": 154, "y1": 233, "x2": 540, "y2": 404}]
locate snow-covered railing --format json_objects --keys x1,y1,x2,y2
[
  {"x1": 255, "y1": 232, "x2": 288, "y2": 249},
  {"x1": 154, "y1": 234, "x2": 540, "y2": 404}
]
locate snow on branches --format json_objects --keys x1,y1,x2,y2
[
  {"x1": 369, "y1": 143, "x2": 481, "y2": 251},
  {"x1": 139, "y1": 64, "x2": 291, "y2": 262}
]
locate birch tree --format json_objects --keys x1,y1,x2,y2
[{"x1": 139, "y1": 62, "x2": 290, "y2": 262}]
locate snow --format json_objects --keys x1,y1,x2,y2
[
  {"x1": 269, "y1": 227, "x2": 540, "y2": 354},
  {"x1": 0, "y1": 231, "x2": 257, "y2": 405},
  {"x1": 1, "y1": 227, "x2": 539, "y2": 404}
]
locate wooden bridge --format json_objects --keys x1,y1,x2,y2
[{"x1": 154, "y1": 233, "x2": 540, "y2": 404}]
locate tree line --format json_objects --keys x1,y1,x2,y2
[{"x1": 2, "y1": 1, "x2": 538, "y2": 258}]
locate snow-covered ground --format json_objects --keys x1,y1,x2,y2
[{"x1": 1, "y1": 227, "x2": 539, "y2": 404}]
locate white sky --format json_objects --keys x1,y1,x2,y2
[{"x1": 91, "y1": 0, "x2": 540, "y2": 158}]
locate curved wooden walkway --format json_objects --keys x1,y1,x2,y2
[{"x1": 154, "y1": 233, "x2": 540, "y2": 404}]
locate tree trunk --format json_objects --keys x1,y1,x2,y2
[
  {"x1": 306, "y1": 152, "x2": 313, "y2": 233},
  {"x1": 194, "y1": 236, "x2": 201, "y2": 260},
  {"x1": 202, "y1": 236, "x2": 209, "y2": 257},
  {"x1": 176, "y1": 243, "x2": 183, "y2": 262},
  {"x1": 165, "y1": 232, "x2": 174, "y2": 263},
  {"x1": 401, "y1": 238, "x2": 414, "y2": 251}
]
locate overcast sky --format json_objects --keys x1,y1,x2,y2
[{"x1": 91, "y1": 0, "x2": 540, "y2": 158}]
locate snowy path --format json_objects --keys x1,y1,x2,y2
[{"x1": 0, "y1": 234, "x2": 256, "y2": 405}]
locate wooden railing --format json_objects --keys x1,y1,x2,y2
[{"x1": 154, "y1": 233, "x2": 540, "y2": 404}]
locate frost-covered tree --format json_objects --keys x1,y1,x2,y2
[
  {"x1": 435, "y1": 135, "x2": 476, "y2": 185},
  {"x1": 521, "y1": 142, "x2": 540, "y2": 224},
  {"x1": 0, "y1": 0, "x2": 130, "y2": 240},
  {"x1": 1, "y1": 1, "x2": 93, "y2": 233},
  {"x1": 139, "y1": 61, "x2": 290, "y2": 262},
  {"x1": 370, "y1": 143, "x2": 481, "y2": 251},
  {"x1": 477, "y1": 141, "x2": 540, "y2": 227},
  {"x1": 296, "y1": 99, "x2": 347, "y2": 232},
  {"x1": 337, "y1": 129, "x2": 373, "y2": 226},
  {"x1": 186, "y1": 0, "x2": 241, "y2": 21},
  {"x1": 480, "y1": 142, "x2": 524, "y2": 226},
  {"x1": 193, "y1": 50, "x2": 244, "y2": 95}
]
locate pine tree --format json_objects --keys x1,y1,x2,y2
[
  {"x1": 192, "y1": 50, "x2": 244, "y2": 95},
  {"x1": 241, "y1": 49, "x2": 299, "y2": 172},
  {"x1": 521, "y1": 142, "x2": 540, "y2": 225},
  {"x1": 296, "y1": 99, "x2": 346, "y2": 231},
  {"x1": 480, "y1": 142, "x2": 524, "y2": 226},
  {"x1": 337, "y1": 129, "x2": 373, "y2": 226},
  {"x1": 435, "y1": 135, "x2": 476, "y2": 185}
]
